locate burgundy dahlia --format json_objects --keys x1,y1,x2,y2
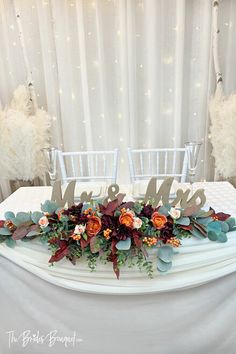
[
  {"x1": 159, "y1": 221, "x2": 174, "y2": 243},
  {"x1": 140, "y1": 204, "x2": 154, "y2": 218}
]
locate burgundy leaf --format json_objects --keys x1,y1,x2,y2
[
  {"x1": 49, "y1": 243, "x2": 69, "y2": 263},
  {"x1": 12, "y1": 226, "x2": 29, "y2": 240},
  {"x1": 111, "y1": 255, "x2": 119, "y2": 279},
  {"x1": 90, "y1": 236, "x2": 100, "y2": 254},
  {"x1": 28, "y1": 224, "x2": 41, "y2": 233},
  {"x1": 80, "y1": 237, "x2": 90, "y2": 249},
  {"x1": 68, "y1": 256, "x2": 77, "y2": 266},
  {"x1": 120, "y1": 201, "x2": 135, "y2": 210},
  {"x1": 133, "y1": 230, "x2": 142, "y2": 248},
  {"x1": 111, "y1": 239, "x2": 117, "y2": 254},
  {"x1": 100, "y1": 195, "x2": 126, "y2": 216},
  {"x1": 180, "y1": 225, "x2": 193, "y2": 231},
  {"x1": 0, "y1": 220, "x2": 5, "y2": 228},
  {"x1": 215, "y1": 212, "x2": 231, "y2": 221}
]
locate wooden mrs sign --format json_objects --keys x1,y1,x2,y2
[{"x1": 51, "y1": 177, "x2": 206, "y2": 210}]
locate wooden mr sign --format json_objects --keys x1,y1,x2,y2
[{"x1": 51, "y1": 177, "x2": 206, "y2": 210}]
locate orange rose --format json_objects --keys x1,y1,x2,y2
[
  {"x1": 86, "y1": 216, "x2": 102, "y2": 237},
  {"x1": 151, "y1": 212, "x2": 167, "y2": 229},
  {"x1": 119, "y1": 212, "x2": 134, "y2": 228}
]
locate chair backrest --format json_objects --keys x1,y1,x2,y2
[
  {"x1": 57, "y1": 149, "x2": 119, "y2": 184},
  {"x1": 127, "y1": 147, "x2": 188, "y2": 183}
]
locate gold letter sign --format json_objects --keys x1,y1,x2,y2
[{"x1": 51, "y1": 177, "x2": 206, "y2": 211}]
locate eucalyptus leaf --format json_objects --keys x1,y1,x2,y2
[
  {"x1": 10, "y1": 218, "x2": 22, "y2": 227},
  {"x1": 158, "y1": 245, "x2": 174, "y2": 263},
  {"x1": 208, "y1": 231, "x2": 218, "y2": 241},
  {"x1": 190, "y1": 227, "x2": 205, "y2": 239},
  {"x1": 41, "y1": 200, "x2": 58, "y2": 214},
  {"x1": 16, "y1": 212, "x2": 31, "y2": 223},
  {"x1": 175, "y1": 217, "x2": 190, "y2": 226},
  {"x1": 226, "y1": 217, "x2": 236, "y2": 230},
  {"x1": 4, "y1": 211, "x2": 15, "y2": 220},
  {"x1": 26, "y1": 230, "x2": 41, "y2": 237},
  {"x1": 221, "y1": 221, "x2": 230, "y2": 233},
  {"x1": 31, "y1": 211, "x2": 44, "y2": 224},
  {"x1": 217, "y1": 232, "x2": 228, "y2": 243},
  {"x1": 207, "y1": 221, "x2": 221, "y2": 234},
  {"x1": 197, "y1": 217, "x2": 213, "y2": 226},
  {"x1": 6, "y1": 237, "x2": 16, "y2": 248},
  {"x1": 158, "y1": 206, "x2": 170, "y2": 216},
  {"x1": 81, "y1": 203, "x2": 91, "y2": 213},
  {"x1": 116, "y1": 238, "x2": 131, "y2": 250},
  {"x1": 0, "y1": 227, "x2": 12, "y2": 236},
  {"x1": 157, "y1": 258, "x2": 172, "y2": 272},
  {"x1": 0, "y1": 236, "x2": 7, "y2": 243}
]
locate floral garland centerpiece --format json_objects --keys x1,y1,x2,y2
[{"x1": 0, "y1": 196, "x2": 235, "y2": 278}]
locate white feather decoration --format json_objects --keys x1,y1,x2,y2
[
  {"x1": 0, "y1": 85, "x2": 51, "y2": 181},
  {"x1": 209, "y1": 0, "x2": 236, "y2": 179},
  {"x1": 209, "y1": 91, "x2": 236, "y2": 178}
]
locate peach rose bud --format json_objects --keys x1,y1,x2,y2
[
  {"x1": 133, "y1": 217, "x2": 142, "y2": 229},
  {"x1": 38, "y1": 216, "x2": 49, "y2": 228},
  {"x1": 168, "y1": 208, "x2": 181, "y2": 220}
]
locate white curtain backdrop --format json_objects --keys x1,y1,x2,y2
[{"x1": 0, "y1": 0, "x2": 236, "y2": 199}]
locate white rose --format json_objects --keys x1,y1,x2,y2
[
  {"x1": 168, "y1": 207, "x2": 181, "y2": 220},
  {"x1": 133, "y1": 217, "x2": 142, "y2": 229},
  {"x1": 74, "y1": 224, "x2": 86, "y2": 235},
  {"x1": 38, "y1": 216, "x2": 49, "y2": 228}
]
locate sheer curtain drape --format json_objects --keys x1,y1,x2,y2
[{"x1": 0, "y1": 0, "x2": 236, "y2": 199}]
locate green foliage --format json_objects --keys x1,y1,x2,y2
[
  {"x1": 41, "y1": 200, "x2": 58, "y2": 214},
  {"x1": 217, "y1": 232, "x2": 228, "y2": 243},
  {"x1": 4, "y1": 211, "x2": 15, "y2": 220},
  {"x1": 208, "y1": 231, "x2": 218, "y2": 241},
  {"x1": 15, "y1": 212, "x2": 31, "y2": 224},
  {"x1": 0, "y1": 235, "x2": 8, "y2": 243},
  {"x1": 226, "y1": 217, "x2": 236, "y2": 230},
  {"x1": 133, "y1": 202, "x2": 143, "y2": 214},
  {"x1": 31, "y1": 211, "x2": 44, "y2": 224},
  {"x1": 207, "y1": 221, "x2": 222, "y2": 233},
  {"x1": 157, "y1": 258, "x2": 172, "y2": 272},
  {"x1": 221, "y1": 222, "x2": 230, "y2": 233},
  {"x1": 0, "y1": 228, "x2": 12, "y2": 236},
  {"x1": 158, "y1": 245, "x2": 174, "y2": 263},
  {"x1": 197, "y1": 217, "x2": 213, "y2": 226},
  {"x1": 116, "y1": 238, "x2": 131, "y2": 250},
  {"x1": 6, "y1": 237, "x2": 16, "y2": 248},
  {"x1": 175, "y1": 217, "x2": 190, "y2": 226},
  {"x1": 158, "y1": 205, "x2": 170, "y2": 216}
]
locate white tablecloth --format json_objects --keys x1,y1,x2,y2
[{"x1": 1, "y1": 182, "x2": 236, "y2": 353}]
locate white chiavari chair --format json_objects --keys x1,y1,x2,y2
[
  {"x1": 127, "y1": 147, "x2": 188, "y2": 197},
  {"x1": 57, "y1": 149, "x2": 119, "y2": 198}
]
